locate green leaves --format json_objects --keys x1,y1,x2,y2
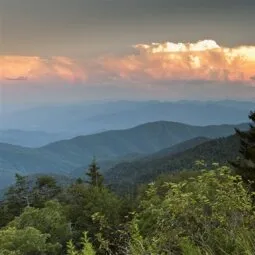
[
  {"x1": 67, "y1": 232, "x2": 96, "y2": 255},
  {"x1": 3, "y1": 200, "x2": 71, "y2": 254},
  {"x1": 0, "y1": 226, "x2": 51, "y2": 254},
  {"x1": 65, "y1": 184, "x2": 125, "y2": 253},
  {"x1": 130, "y1": 166, "x2": 255, "y2": 254}
]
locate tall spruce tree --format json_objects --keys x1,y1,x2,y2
[
  {"x1": 86, "y1": 157, "x2": 104, "y2": 187},
  {"x1": 232, "y1": 111, "x2": 255, "y2": 189},
  {"x1": 1, "y1": 174, "x2": 32, "y2": 226}
]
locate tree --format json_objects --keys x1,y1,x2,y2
[
  {"x1": 232, "y1": 111, "x2": 255, "y2": 189},
  {"x1": 1, "y1": 174, "x2": 32, "y2": 226},
  {"x1": 0, "y1": 226, "x2": 53, "y2": 255},
  {"x1": 2, "y1": 200, "x2": 71, "y2": 254},
  {"x1": 65, "y1": 183, "x2": 124, "y2": 254},
  {"x1": 9, "y1": 200, "x2": 71, "y2": 251},
  {"x1": 32, "y1": 175, "x2": 61, "y2": 208},
  {"x1": 86, "y1": 157, "x2": 104, "y2": 187},
  {"x1": 7, "y1": 173, "x2": 31, "y2": 207}
]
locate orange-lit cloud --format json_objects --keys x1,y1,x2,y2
[
  {"x1": 101, "y1": 40, "x2": 255, "y2": 84},
  {"x1": 0, "y1": 56, "x2": 87, "y2": 83},
  {"x1": 1, "y1": 40, "x2": 255, "y2": 85}
]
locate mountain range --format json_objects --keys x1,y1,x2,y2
[
  {"x1": 0, "y1": 120, "x2": 248, "y2": 189},
  {"x1": 1, "y1": 101, "x2": 254, "y2": 139}
]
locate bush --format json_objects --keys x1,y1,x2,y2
[
  {"x1": 129, "y1": 166, "x2": 255, "y2": 254},
  {"x1": 67, "y1": 232, "x2": 96, "y2": 255}
]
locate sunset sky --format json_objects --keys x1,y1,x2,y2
[{"x1": 1, "y1": 0, "x2": 255, "y2": 107}]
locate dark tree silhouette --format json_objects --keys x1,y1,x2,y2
[
  {"x1": 86, "y1": 157, "x2": 104, "y2": 187},
  {"x1": 232, "y1": 111, "x2": 255, "y2": 189}
]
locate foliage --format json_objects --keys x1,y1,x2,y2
[
  {"x1": 8, "y1": 200, "x2": 71, "y2": 249},
  {"x1": 0, "y1": 174, "x2": 32, "y2": 227},
  {"x1": 0, "y1": 226, "x2": 53, "y2": 255},
  {"x1": 65, "y1": 183, "x2": 124, "y2": 253},
  {"x1": 32, "y1": 176, "x2": 62, "y2": 208},
  {"x1": 5, "y1": 174, "x2": 31, "y2": 210},
  {"x1": 130, "y1": 166, "x2": 255, "y2": 254},
  {"x1": 67, "y1": 232, "x2": 96, "y2": 255},
  {"x1": 1, "y1": 163, "x2": 255, "y2": 255},
  {"x1": 0, "y1": 174, "x2": 62, "y2": 227}
]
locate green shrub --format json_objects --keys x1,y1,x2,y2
[
  {"x1": 67, "y1": 232, "x2": 96, "y2": 255},
  {"x1": 130, "y1": 166, "x2": 255, "y2": 254}
]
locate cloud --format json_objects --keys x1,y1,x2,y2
[
  {"x1": 1, "y1": 40, "x2": 255, "y2": 87},
  {"x1": 101, "y1": 40, "x2": 255, "y2": 84},
  {"x1": 0, "y1": 56, "x2": 87, "y2": 83},
  {"x1": 5, "y1": 76, "x2": 28, "y2": 81}
]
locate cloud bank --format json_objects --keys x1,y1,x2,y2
[
  {"x1": 1, "y1": 40, "x2": 255, "y2": 87},
  {"x1": 1, "y1": 56, "x2": 87, "y2": 83},
  {"x1": 102, "y1": 40, "x2": 255, "y2": 83}
]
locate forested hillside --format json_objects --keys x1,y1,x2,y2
[{"x1": 105, "y1": 135, "x2": 241, "y2": 189}]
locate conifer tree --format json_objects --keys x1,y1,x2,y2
[
  {"x1": 0, "y1": 174, "x2": 32, "y2": 226},
  {"x1": 232, "y1": 111, "x2": 255, "y2": 189},
  {"x1": 7, "y1": 173, "x2": 31, "y2": 208},
  {"x1": 86, "y1": 157, "x2": 104, "y2": 187}
]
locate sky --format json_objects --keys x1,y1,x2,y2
[{"x1": 0, "y1": 0, "x2": 255, "y2": 108}]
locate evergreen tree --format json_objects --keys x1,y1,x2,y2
[
  {"x1": 6, "y1": 174, "x2": 31, "y2": 211},
  {"x1": 232, "y1": 111, "x2": 255, "y2": 189},
  {"x1": 86, "y1": 157, "x2": 104, "y2": 187},
  {"x1": 0, "y1": 174, "x2": 32, "y2": 227}
]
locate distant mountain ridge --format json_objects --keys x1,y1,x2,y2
[
  {"x1": 0, "y1": 121, "x2": 248, "y2": 189},
  {"x1": 41, "y1": 121, "x2": 247, "y2": 164},
  {"x1": 0, "y1": 130, "x2": 70, "y2": 147},
  {"x1": 2, "y1": 100, "x2": 254, "y2": 134}
]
